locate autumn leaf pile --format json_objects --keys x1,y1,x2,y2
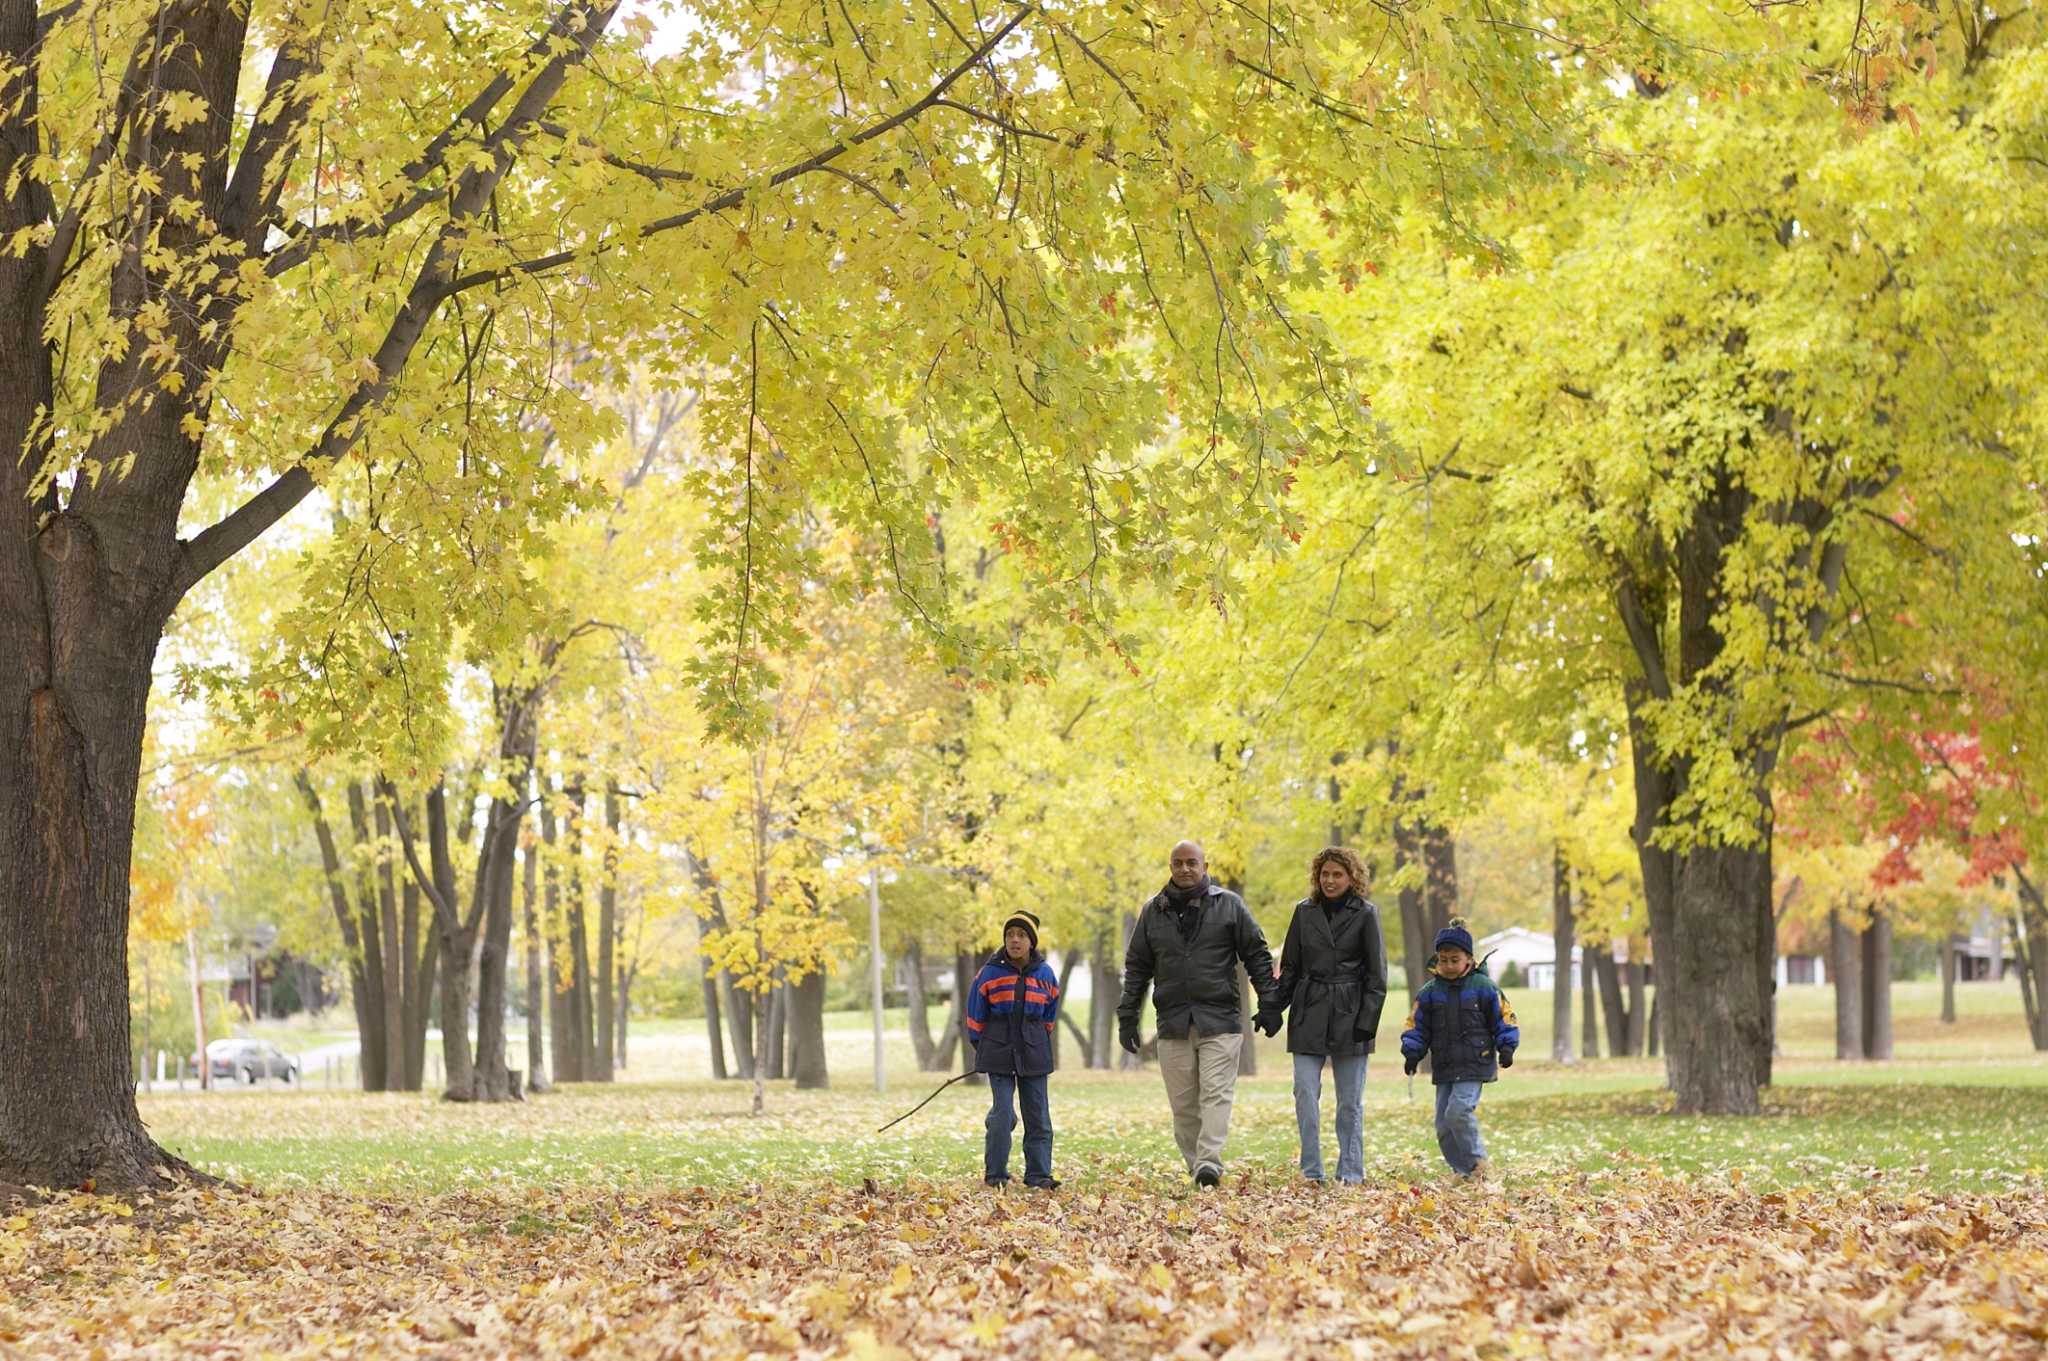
[{"x1": 3, "y1": 1170, "x2": 2043, "y2": 1359}]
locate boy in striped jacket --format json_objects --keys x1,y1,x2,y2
[{"x1": 965, "y1": 910, "x2": 1062, "y2": 1189}]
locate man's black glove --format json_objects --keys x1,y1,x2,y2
[
  {"x1": 1253, "y1": 1009, "x2": 1282, "y2": 1038},
  {"x1": 1118, "y1": 1019, "x2": 1141, "y2": 1055},
  {"x1": 1499, "y1": 1047, "x2": 1515, "y2": 1069},
  {"x1": 1403, "y1": 1055, "x2": 1420, "y2": 1077}
]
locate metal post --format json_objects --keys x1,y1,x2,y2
[{"x1": 869, "y1": 860, "x2": 887, "y2": 1095}]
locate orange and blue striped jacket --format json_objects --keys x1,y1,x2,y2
[{"x1": 965, "y1": 950, "x2": 1061, "y2": 1077}]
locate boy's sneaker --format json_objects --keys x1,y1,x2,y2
[
  {"x1": 1025, "y1": 1177, "x2": 1061, "y2": 1191},
  {"x1": 1194, "y1": 1164, "x2": 1222, "y2": 1188},
  {"x1": 984, "y1": 1176, "x2": 1011, "y2": 1188},
  {"x1": 1466, "y1": 1159, "x2": 1491, "y2": 1182}
]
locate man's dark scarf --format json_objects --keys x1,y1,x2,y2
[{"x1": 1161, "y1": 875, "x2": 1211, "y2": 940}]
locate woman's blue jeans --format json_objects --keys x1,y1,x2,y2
[
  {"x1": 985, "y1": 1073, "x2": 1053, "y2": 1185},
  {"x1": 1433, "y1": 1080, "x2": 1486, "y2": 1174},
  {"x1": 1293, "y1": 1052, "x2": 1368, "y2": 1183}
]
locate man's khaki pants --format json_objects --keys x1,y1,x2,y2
[{"x1": 1156, "y1": 1024, "x2": 1243, "y2": 1174}]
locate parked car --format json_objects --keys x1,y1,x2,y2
[{"x1": 190, "y1": 1039, "x2": 297, "y2": 1084}]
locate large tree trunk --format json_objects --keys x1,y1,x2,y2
[
  {"x1": 593, "y1": 784, "x2": 619, "y2": 1083},
  {"x1": 1860, "y1": 912, "x2": 1893, "y2": 1062},
  {"x1": 1831, "y1": 909, "x2": 1863, "y2": 1060},
  {"x1": 1663, "y1": 842, "x2": 1771, "y2": 1112},
  {"x1": 1552, "y1": 847, "x2": 1575, "y2": 1063},
  {"x1": 1593, "y1": 947, "x2": 1630, "y2": 1058},
  {"x1": 788, "y1": 970, "x2": 829, "y2": 1090},
  {"x1": 905, "y1": 939, "x2": 938, "y2": 1069}
]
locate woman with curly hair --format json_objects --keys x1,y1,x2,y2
[{"x1": 1260, "y1": 846, "x2": 1389, "y2": 1185}]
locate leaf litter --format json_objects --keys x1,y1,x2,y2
[{"x1": 2, "y1": 1170, "x2": 2044, "y2": 1359}]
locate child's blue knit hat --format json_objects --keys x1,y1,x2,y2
[{"x1": 1433, "y1": 922, "x2": 1474, "y2": 955}]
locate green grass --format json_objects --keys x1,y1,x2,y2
[{"x1": 139, "y1": 975, "x2": 2045, "y2": 1197}]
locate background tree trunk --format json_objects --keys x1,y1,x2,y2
[
  {"x1": 1580, "y1": 947, "x2": 1600, "y2": 1059},
  {"x1": 954, "y1": 950, "x2": 982, "y2": 1085},
  {"x1": 524, "y1": 822, "x2": 550, "y2": 1093},
  {"x1": 1423, "y1": 821, "x2": 1458, "y2": 936},
  {"x1": 1860, "y1": 911, "x2": 1893, "y2": 1062},
  {"x1": 2014, "y1": 873, "x2": 2048, "y2": 1051},
  {"x1": 346, "y1": 784, "x2": 391, "y2": 1091},
  {"x1": 594, "y1": 784, "x2": 619, "y2": 1083},
  {"x1": 788, "y1": 971, "x2": 829, "y2": 1090},
  {"x1": 764, "y1": 983, "x2": 788, "y2": 1081},
  {"x1": 904, "y1": 939, "x2": 937, "y2": 1070},
  {"x1": 1593, "y1": 947, "x2": 1629, "y2": 1057},
  {"x1": 1237, "y1": 969, "x2": 1258, "y2": 1077},
  {"x1": 724, "y1": 974, "x2": 757, "y2": 1079},
  {"x1": 701, "y1": 951, "x2": 728, "y2": 1080},
  {"x1": 1089, "y1": 926, "x2": 1116, "y2": 1071},
  {"x1": 296, "y1": 772, "x2": 377, "y2": 1089},
  {"x1": 372, "y1": 795, "x2": 406, "y2": 1091},
  {"x1": 1831, "y1": 909, "x2": 1863, "y2": 1060},
  {"x1": 1624, "y1": 954, "x2": 1648, "y2": 1057},
  {"x1": 1552, "y1": 848, "x2": 1574, "y2": 1063},
  {"x1": 1939, "y1": 933, "x2": 1958, "y2": 1025},
  {"x1": 1393, "y1": 823, "x2": 1429, "y2": 995}
]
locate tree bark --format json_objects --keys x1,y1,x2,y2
[
  {"x1": 1647, "y1": 987, "x2": 1662, "y2": 1058},
  {"x1": 1831, "y1": 909, "x2": 1864, "y2": 1060},
  {"x1": 904, "y1": 938, "x2": 938, "y2": 1070},
  {"x1": 565, "y1": 782, "x2": 596, "y2": 1081},
  {"x1": 1860, "y1": 911, "x2": 1892, "y2": 1062},
  {"x1": 1551, "y1": 847, "x2": 1574, "y2": 1063},
  {"x1": 788, "y1": 970, "x2": 829, "y2": 1090}
]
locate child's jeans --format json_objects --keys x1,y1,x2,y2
[
  {"x1": 1293, "y1": 1052, "x2": 1368, "y2": 1183},
  {"x1": 1433, "y1": 1080, "x2": 1486, "y2": 1174},
  {"x1": 985, "y1": 1073, "x2": 1053, "y2": 1185}
]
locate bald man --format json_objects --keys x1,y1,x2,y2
[{"x1": 1116, "y1": 840, "x2": 1279, "y2": 1187}]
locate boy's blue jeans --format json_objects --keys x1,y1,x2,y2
[
  {"x1": 1433, "y1": 1080, "x2": 1486, "y2": 1174},
  {"x1": 985, "y1": 1073, "x2": 1053, "y2": 1185},
  {"x1": 1292, "y1": 1052, "x2": 1368, "y2": 1183}
]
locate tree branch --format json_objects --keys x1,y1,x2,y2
[{"x1": 442, "y1": 3, "x2": 1036, "y2": 295}]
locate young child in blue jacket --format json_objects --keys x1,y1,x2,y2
[
  {"x1": 965, "y1": 910, "x2": 1062, "y2": 1189},
  {"x1": 1400, "y1": 919, "x2": 1519, "y2": 1179}
]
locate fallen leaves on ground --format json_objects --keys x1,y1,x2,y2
[{"x1": 3, "y1": 1171, "x2": 2044, "y2": 1359}]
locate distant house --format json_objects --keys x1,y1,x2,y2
[
  {"x1": 1476, "y1": 927, "x2": 1571, "y2": 990},
  {"x1": 1957, "y1": 907, "x2": 2015, "y2": 981},
  {"x1": 1773, "y1": 918, "x2": 1829, "y2": 987}
]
